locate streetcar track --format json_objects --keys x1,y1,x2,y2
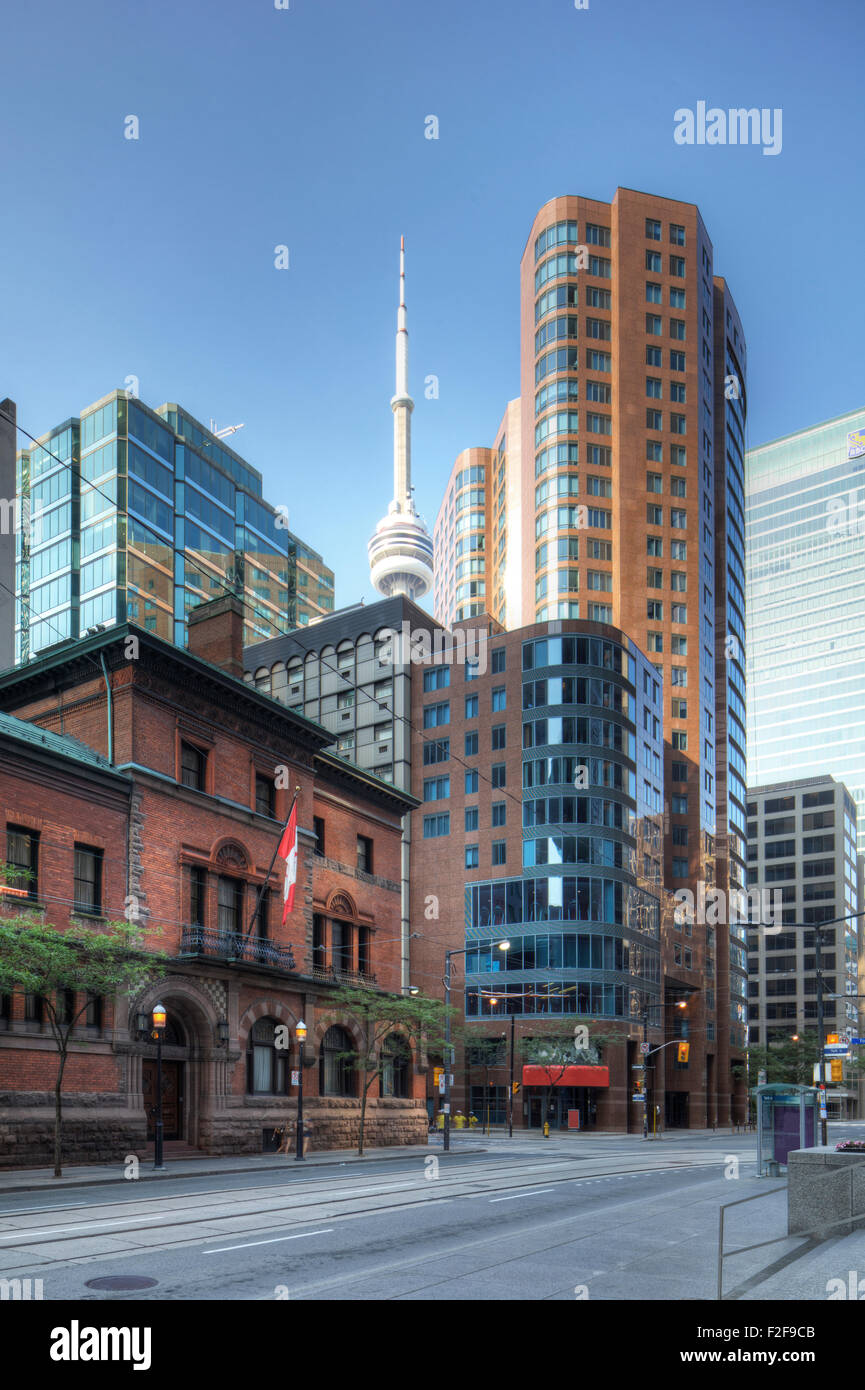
[{"x1": 0, "y1": 1160, "x2": 731, "y2": 1271}]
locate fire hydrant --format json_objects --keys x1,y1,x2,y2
[{"x1": 543, "y1": 1121, "x2": 550, "y2": 1138}]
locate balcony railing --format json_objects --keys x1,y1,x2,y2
[
  {"x1": 311, "y1": 964, "x2": 377, "y2": 988},
  {"x1": 180, "y1": 925, "x2": 296, "y2": 972}
]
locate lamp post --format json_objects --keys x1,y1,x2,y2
[
  {"x1": 152, "y1": 1002, "x2": 166, "y2": 1171},
  {"x1": 295, "y1": 1020, "x2": 307, "y2": 1162},
  {"x1": 508, "y1": 1010, "x2": 516, "y2": 1138},
  {"x1": 443, "y1": 941, "x2": 509, "y2": 1153}
]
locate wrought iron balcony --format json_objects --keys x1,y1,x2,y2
[
  {"x1": 180, "y1": 925, "x2": 296, "y2": 972},
  {"x1": 311, "y1": 963, "x2": 377, "y2": 988}
]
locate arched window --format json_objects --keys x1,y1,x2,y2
[
  {"x1": 247, "y1": 1017, "x2": 288, "y2": 1094},
  {"x1": 320, "y1": 1025, "x2": 355, "y2": 1097},
  {"x1": 381, "y1": 1033, "x2": 410, "y2": 1098}
]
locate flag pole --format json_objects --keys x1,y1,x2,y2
[{"x1": 245, "y1": 784, "x2": 301, "y2": 941}]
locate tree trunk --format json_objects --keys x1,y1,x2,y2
[
  {"x1": 358, "y1": 1079, "x2": 368, "y2": 1156},
  {"x1": 54, "y1": 1049, "x2": 68, "y2": 1178}
]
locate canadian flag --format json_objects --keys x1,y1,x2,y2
[{"x1": 277, "y1": 801, "x2": 298, "y2": 924}]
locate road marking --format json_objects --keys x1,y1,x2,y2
[
  {"x1": 489, "y1": 1187, "x2": 555, "y2": 1203},
  {"x1": 0, "y1": 1213, "x2": 174, "y2": 1240},
  {"x1": 203, "y1": 1228, "x2": 334, "y2": 1254},
  {"x1": 0, "y1": 1203, "x2": 87, "y2": 1217}
]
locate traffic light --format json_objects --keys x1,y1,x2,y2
[
  {"x1": 677, "y1": 1042, "x2": 690, "y2": 1063},
  {"x1": 511, "y1": 1082, "x2": 520, "y2": 1095}
]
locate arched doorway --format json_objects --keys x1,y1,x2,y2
[
  {"x1": 142, "y1": 1016, "x2": 187, "y2": 1141},
  {"x1": 135, "y1": 986, "x2": 219, "y2": 1149}
]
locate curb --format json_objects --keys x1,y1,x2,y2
[{"x1": 0, "y1": 1143, "x2": 488, "y2": 1194}]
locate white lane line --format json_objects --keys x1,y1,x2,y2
[
  {"x1": 0, "y1": 1213, "x2": 174, "y2": 1240},
  {"x1": 203, "y1": 1228, "x2": 334, "y2": 1254},
  {"x1": 489, "y1": 1187, "x2": 556, "y2": 1203},
  {"x1": 0, "y1": 1203, "x2": 87, "y2": 1217}
]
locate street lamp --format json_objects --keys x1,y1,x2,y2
[
  {"x1": 152, "y1": 1002, "x2": 166, "y2": 1171},
  {"x1": 443, "y1": 941, "x2": 508, "y2": 1152},
  {"x1": 295, "y1": 1020, "x2": 307, "y2": 1162}
]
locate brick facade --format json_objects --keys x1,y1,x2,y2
[{"x1": 0, "y1": 609, "x2": 427, "y2": 1167}]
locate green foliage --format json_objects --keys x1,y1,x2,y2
[
  {"x1": 518, "y1": 1017, "x2": 623, "y2": 1070},
  {"x1": 327, "y1": 985, "x2": 451, "y2": 1084},
  {"x1": 746, "y1": 1032, "x2": 822, "y2": 1087},
  {"x1": 747, "y1": 1030, "x2": 865, "y2": 1088},
  {"x1": 324, "y1": 986, "x2": 454, "y2": 1155},
  {"x1": 0, "y1": 913, "x2": 165, "y2": 1019},
  {"x1": 0, "y1": 912, "x2": 168, "y2": 1176}
]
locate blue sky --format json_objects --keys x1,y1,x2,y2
[{"x1": 1, "y1": 0, "x2": 862, "y2": 610}]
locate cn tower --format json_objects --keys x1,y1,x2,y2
[{"x1": 367, "y1": 238, "x2": 434, "y2": 601}]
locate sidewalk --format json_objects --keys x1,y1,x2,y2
[{"x1": 0, "y1": 1138, "x2": 487, "y2": 1195}]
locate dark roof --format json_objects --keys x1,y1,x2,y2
[
  {"x1": 243, "y1": 595, "x2": 444, "y2": 670},
  {"x1": 315, "y1": 749, "x2": 419, "y2": 814},
  {"x1": 0, "y1": 623, "x2": 332, "y2": 754},
  {"x1": 0, "y1": 709, "x2": 126, "y2": 777}
]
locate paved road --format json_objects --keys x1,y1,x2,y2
[{"x1": 2, "y1": 1127, "x2": 862, "y2": 1300}]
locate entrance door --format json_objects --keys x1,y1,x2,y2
[{"x1": 143, "y1": 1060, "x2": 183, "y2": 1140}]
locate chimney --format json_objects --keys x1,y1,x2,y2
[{"x1": 186, "y1": 594, "x2": 245, "y2": 679}]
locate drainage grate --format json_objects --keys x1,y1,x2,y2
[{"x1": 85, "y1": 1275, "x2": 159, "y2": 1291}]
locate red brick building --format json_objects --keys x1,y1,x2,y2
[{"x1": 0, "y1": 597, "x2": 426, "y2": 1166}]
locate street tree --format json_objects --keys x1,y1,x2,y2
[
  {"x1": 0, "y1": 906, "x2": 166, "y2": 1176},
  {"x1": 325, "y1": 986, "x2": 453, "y2": 1155},
  {"x1": 519, "y1": 1017, "x2": 624, "y2": 1130}
]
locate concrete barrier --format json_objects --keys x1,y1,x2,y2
[{"x1": 787, "y1": 1147, "x2": 865, "y2": 1239}]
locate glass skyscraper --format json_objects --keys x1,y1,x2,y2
[
  {"x1": 14, "y1": 391, "x2": 333, "y2": 664},
  {"x1": 746, "y1": 406, "x2": 865, "y2": 853}
]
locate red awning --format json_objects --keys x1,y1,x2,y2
[{"x1": 522, "y1": 1065, "x2": 609, "y2": 1089}]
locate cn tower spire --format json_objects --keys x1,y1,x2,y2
[
  {"x1": 393, "y1": 235, "x2": 412, "y2": 507},
  {"x1": 367, "y1": 238, "x2": 434, "y2": 602}
]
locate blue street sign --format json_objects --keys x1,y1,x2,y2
[{"x1": 851, "y1": 1038, "x2": 865, "y2": 1046}]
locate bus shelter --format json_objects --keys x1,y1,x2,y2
[{"x1": 753, "y1": 1083, "x2": 821, "y2": 1176}]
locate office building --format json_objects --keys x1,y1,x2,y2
[
  {"x1": 408, "y1": 617, "x2": 683, "y2": 1130},
  {"x1": 432, "y1": 189, "x2": 749, "y2": 1121},
  {"x1": 0, "y1": 398, "x2": 16, "y2": 670},
  {"x1": 13, "y1": 391, "x2": 333, "y2": 665},
  {"x1": 746, "y1": 406, "x2": 865, "y2": 854},
  {"x1": 746, "y1": 775, "x2": 862, "y2": 1117}
]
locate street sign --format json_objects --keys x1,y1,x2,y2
[
  {"x1": 823, "y1": 1045, "x2": 849, "y2": 1058},
  {"x1": 291, "y1": 1070, "x2": 300, "y2": 1086},
  {"x1": 639, "y1": 1042, "x2": 650, "y2": 1055},
  {"x1": 438, "y1": 1077, "x2": 445, "y2": 1094},
  {"x1": 851, "y1": 1038, "x2": 865, "y2": 1046},
  {"x1": 632, "y1": 1093, "x2": 646, "y2": 1103}
]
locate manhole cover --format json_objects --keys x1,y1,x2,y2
[{"x1": 85, "y1": 1276, "x2": 159, "y2": 1291}]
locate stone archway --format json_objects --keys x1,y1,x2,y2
[{"x1": 130, "y1": 977, "x2": 225, "y2": 1150}]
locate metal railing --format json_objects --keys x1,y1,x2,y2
[
  {"x1": 717, "y1": 1183, "x2": 865, "y2": 1300},
  {"x1": 311, "y1": 964, "x2": 377, "y2": 987},
  {"x1": 180, "y1": 925, "x2": 296, "y2": 971}
]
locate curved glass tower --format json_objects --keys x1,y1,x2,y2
[{"x1": 463, "y1": 624, "x2": 663, "y2": 1024}]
